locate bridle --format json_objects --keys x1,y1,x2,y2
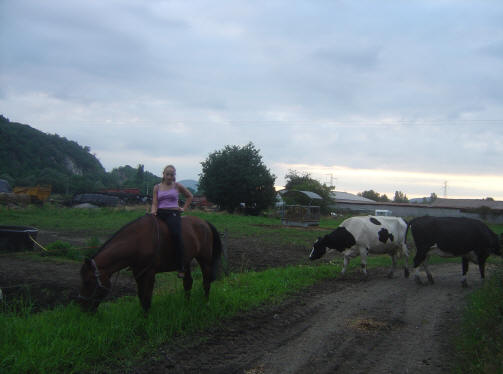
[
  {"x1": 77, "y1": 258, "x2": 111, "y2": 303},
  {"x1": 77, "y1": 214, "x2": 160, "y2": 304}
]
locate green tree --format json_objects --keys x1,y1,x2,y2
[
  {"x1": 358, "y1": 190, "x2": 390, "y2": 202},
  {"x1": 198, "y1": 142, "x2": 276, "y2": 214},
  {"x1": 393, "y1": 190, "x2": 409, "y2": 203},
  {"x1": 284, "y1": 170, "x2": 335, "y2": 214},
  {"x1": 136, "y1": 164, "x2": 144, "y2": 185}
]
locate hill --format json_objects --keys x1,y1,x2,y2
[
  {"x1": 0, "y1": 115, "x2": 160, "y2": 195},
  {"x1": 178, "y1": 179, "x2": 198, "y2": 192}
]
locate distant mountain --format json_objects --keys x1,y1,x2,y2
[
  {"x1": 0, "y1": 115, "x2": 160, "y2": 195},
  {"x1": 178, "y1": 179, "x2": 198, "y2": 192}
]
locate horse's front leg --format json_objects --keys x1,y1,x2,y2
[
  {"x1": 183, "y1": 267, "x2": 193, "y2": 301},
  {"x1": 134, "y1": 268, "x2": 156, "y2": 313}
]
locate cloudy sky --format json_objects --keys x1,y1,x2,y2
[{"x1": 1, "y1": 0, "x2": 503, "y2": 199}]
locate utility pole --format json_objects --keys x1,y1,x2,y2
[
  {"x1": 443, "y1": 181, "x2": 448, "y2": 198},
  {"x1": 324, "y1": 173, "x2": 336, "y2": 188}
]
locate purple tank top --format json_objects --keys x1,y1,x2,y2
[{"x1": 157, "y1": 187, "x2": 179, "y2": 209}]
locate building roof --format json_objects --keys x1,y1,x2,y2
[
  {"x1": 279, "y1": 190, "x2": 323, "y2": 200},
  {"x1": 330, "y1": 191, "x2": 375, "y2": 202},
  {"x1": 430, "y1": 198, "x2": 503, "y2": 210}
]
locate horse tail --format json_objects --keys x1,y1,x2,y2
[{"x1": 207, "y1": 221, "x2": 222, "y2": 282}]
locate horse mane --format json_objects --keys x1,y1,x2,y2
[{"x1": 91, "y1": 214, "x2": 151, "y2": 258}]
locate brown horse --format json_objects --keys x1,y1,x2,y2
[{"x1": 77, "y1": 214, "x2": 222, "y2": 312}]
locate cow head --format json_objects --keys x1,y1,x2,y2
[
  {"x1": 309, "y1": 236, "x2": 327, "y2": 260},
  {"x1": 309, "y1": 227, "x2": 356, "y2": 260}
]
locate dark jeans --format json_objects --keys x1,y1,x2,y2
[{"x1": 157, "y1": 209, "x2": 184, "y2": 271}]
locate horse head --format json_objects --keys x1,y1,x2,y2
[{"x1": 77, "y1": 258, "x2": 111, "y2": 312}]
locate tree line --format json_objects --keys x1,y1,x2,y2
[{"x1": 2, "y1": 115, "x2": 434, "y2": 215}]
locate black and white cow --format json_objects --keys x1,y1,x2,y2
[
  {"x1": 309, "y1": 216, "x2": 410, "y2": 278},
  {"x1": 409, "y1": 216, "x2": 501, "y2": 287}
]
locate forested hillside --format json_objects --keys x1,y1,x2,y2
[{"x1": 0, "y1": 115, "x2": 160, "y2": 195}]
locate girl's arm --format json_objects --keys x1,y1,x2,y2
[
  {"x1": 151, "y1": 184, "x2": 159, "y2": 214},
  {"x1": 177, "y1": 183, "x2": 193, "y2": 211}
]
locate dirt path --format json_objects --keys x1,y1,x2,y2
[
  {"x1": 0, "y1": 228, "x2": 484, "y2": 373},
  {"x1": 134, "y1": 263, "x2": 480, "y2": 374}
]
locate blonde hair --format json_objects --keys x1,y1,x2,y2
[{"x1": 162, "y1": 165, "x2": 176, "y2": 182}]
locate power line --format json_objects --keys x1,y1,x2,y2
[{"x1": 60, "y1": 119, "x2": 503, "y2": 128}]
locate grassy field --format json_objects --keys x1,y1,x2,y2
[{"x1": 0, "y1": 206, "x2": 502, "y2": 373}]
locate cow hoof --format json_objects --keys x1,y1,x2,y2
[{"x1": 414, "y1": 276, "x2": 424, "y2": 286}]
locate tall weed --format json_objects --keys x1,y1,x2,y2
[{"x1": 454, "y1": 265, "x2": 503, "y2": 374}]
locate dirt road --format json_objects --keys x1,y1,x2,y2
[
  {"x1": 136, "y1": 263, "x2": 480, "y2": 374},
  {"x1": 0, "y1": 228, "x2": 483, "y2": 373}
]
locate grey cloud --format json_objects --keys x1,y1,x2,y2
[{"x1": 1, "y1": 0, "x2": 503, "y2": 197}]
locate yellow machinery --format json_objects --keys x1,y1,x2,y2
[{"x1": 13, "y1": 185, "x2": 52, "y2": 202}]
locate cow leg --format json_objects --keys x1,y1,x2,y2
[
  {"x1": 402, "y1": 243, "x2": 410, "y2": 278},
  {"x1": 360, "y1": 247, "x2": 368, "y2": 279},
  {"x1": 413, "y1": 247, "x2": 429, "y2": 285},
  {"x1": 461, "y1": 257, "x2": 470, "y2": 288},
  {"x1": 340, "y1": 256, "x2": 350, "y2": 278},
  {"x1": 478, "y1": 258, "x2": 486, "y2": 281},
  {"x1": 388, "y1": 253, "x2": 397, "y2": 278},
  {"x1": 423, "y1": 259, "x2": 434, "y2": 284}
]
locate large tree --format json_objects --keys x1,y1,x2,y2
[
  {"x1": 198, "y1": 143, "x2": 276, "y2": 214},
  {"x1": 284, "y1": 170, "x2": 335, "y2": 214}
]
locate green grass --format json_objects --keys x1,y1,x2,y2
[
  {"x1": 0, "y1": 205, "x2": 139, "y2": 229},
  {"x1": 2, "y1": 206, "x2": 503, "y2": 373},
  {"x1": 0, "y1": 206, "x2": 343, "y2": 249},
  {"x1": 0, "y1": 263, "x2": 344, "y2": 374},
  {"x1": 454, "y1": 265, "x2": 503, "y2": 374}
]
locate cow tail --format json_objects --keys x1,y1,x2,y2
[
  {"x1": 403, "y1": 218, "x2": 410, "y2": 246},
  {"x1": 207, "y1": 221, "x2": 222, "y2": 282}
]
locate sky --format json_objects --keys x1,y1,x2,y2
[{"x1": 1, "y1": 0, "x2": 503, "y2": 200}]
